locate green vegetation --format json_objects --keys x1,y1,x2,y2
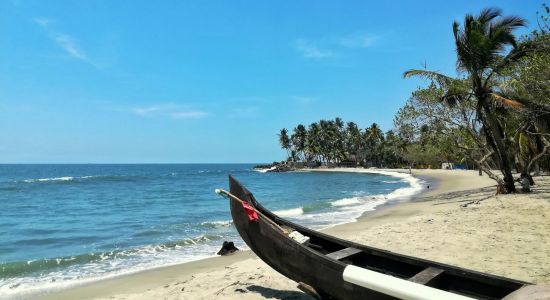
[
  {"x1": 278, "y1": 119, "x2": 403, "y2": 168},
  {"x1": 276, "y1": 5, "x2": 550, "y2": 193}
]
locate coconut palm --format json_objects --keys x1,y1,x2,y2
[
  {"x1": 404, "y1": 8, "x2": 527, "y2": 193},
  {"x1": 364, "y1": 123, "x2": 385, "y2": 167},
  {"x1": 333, "y1": 118, "x2": 346, "y2": 163},
  {"x1": 345, "y1": 122, "x2": 362, "y2": 164},
  {"x1": 305, "y1": 122, "x2": 321, "y2": 163},
  {"x1": 278, "y1": 128, "x2": 291, "y2": 161},
  {"x1": 291, "y1": 124, "x2": 307, "y2": 161}
]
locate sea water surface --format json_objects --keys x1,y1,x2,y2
[{"x1": 0, "y1": 164, "x2": 422, "y2": 299}]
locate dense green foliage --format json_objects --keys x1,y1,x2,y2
[{"x1": 278, "y1": 119, "x2": 404, "y2": 167}]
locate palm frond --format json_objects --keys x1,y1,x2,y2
[
  {"x1": 491, "y1": 15, "x2": 527, "y2": 32},
  {"x1": 491, "y1": 41, "x2": 533, "y2": 76},
  {"x1": 477, "y1": 8, "x2": 502, "y2": 25},
  {"x1": 403, "y1": 69, "x2": 455, "y2": 86},
  {"x1": 489, "y1": 93, "x2": 524, "y2": 109}
]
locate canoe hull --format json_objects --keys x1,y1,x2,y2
[{"x1": 230, "y1": 177, "x2": 403, "y2": 299}]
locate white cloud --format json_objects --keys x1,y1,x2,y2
[
  {"x1": 34, "y1": 17, "x2": 98, "y2": 68},
  {"x1": 294, "y1": 33, "x2": 380, "y2": 60},
  {"x1": 337, "y1": 33, "x2": 380, "y2": 48},
  {"x1": 295, "y1": 39, "x2": 336, "y2": 59},
  {"x1": 53, "y1": 34, "x2": 88, "y2": 61},
  {"x1": 132, "y1": 103, "x2": 208, "y2": 120}
]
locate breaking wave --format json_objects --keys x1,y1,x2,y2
[
  {"x1": 269, "y1": 170, "x2": 424, "y2": 229},
  {"x1": 274, "y1": 207, "x2": 304, "y2": 217},
  {"x1": 200, "y1": 220, "x2": 234, "y2": 228},
  {"x1": 19, "y1": 174, "x2": 149, "y2": 185},
  {"x1": 0, "y1": 233, "x2": 230, "y2": 300}
]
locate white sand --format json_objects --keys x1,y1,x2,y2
[{"x1": 34, "y1": 170, "x2": 550, "y2": 300}]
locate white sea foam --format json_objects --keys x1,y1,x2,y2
[
  {"x1": 274, "y1": 207, "x2": 304, "y2": 217},
  {"x1": 21, "y1": 175, "x2": 104, "y2": 183},
  {"x1": 360, "y1": 170, "x2": 424, "y2": 201},
  {"x1": 331, "y1": 197, "x2": 362, "y2": 207},
  {"x1": 200, "y1": 220, "x2": 233, "y2": 228},
  {"x1": 253, "y1": 166, "x2": 277, "y2": 173},
  {"x1": 23, "y1": 176, "x2": 74, "y2": 183},
  {"x1": 282, "y1": 169, "x2": 425, "y2": 229},
  {"x1": 0, "y1": 237, "x2": 248, "y2": 300}
]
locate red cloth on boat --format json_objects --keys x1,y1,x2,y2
[{"x1": 242, "y1": 201, "x2": 259, "y2": 221}]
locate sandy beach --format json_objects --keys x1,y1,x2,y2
[{"x1": 34, "y1": 169, "x2": 550, "y2": 300}]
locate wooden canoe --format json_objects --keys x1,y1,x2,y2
[{"x1": 228, "y1": 175, "x2": 530, "y2": 300}]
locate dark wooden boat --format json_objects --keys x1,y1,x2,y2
[{"x1": 227, "y1": 175, "x2": 531, "y2": 300}]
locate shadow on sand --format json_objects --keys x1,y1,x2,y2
[{"x1": 247, "y1": 285, "x2": 313, "y2": 300}]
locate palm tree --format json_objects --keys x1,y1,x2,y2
[
  {"x1": 291, "y1": 124, "x2": 307, "y2": 161},
  {"x1": 319, "y1": 120, "x2": 332, "y2": 163},
  {"x1": 383, "y1": 130, "x2": 400, "y2": 167},
  {"x1": 278, "y1": 128, "x2": 291, "y2": 161},
  {"x1": 404, "y1": 8, "x2": 527, "y2": 193},
  {"x1": 333, "y1": 118, "x2": 346, "y2": 163},
  {"x1": 345, "y1": 122, "x2": 362, "y2": 164},
  {"x1": 305, "y1": 122, "x2": 321, "y2": 163},
  {"x1": 364, "y1": 123, "x2": 384, "y2": 167}
]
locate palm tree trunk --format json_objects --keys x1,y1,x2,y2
[{"x1": 480, "y1": 101, "x2": 516, "y2": 193}]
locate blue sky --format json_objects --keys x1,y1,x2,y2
[{"x1": 0, "y1": 0, "x2": 544, "y2": 163}]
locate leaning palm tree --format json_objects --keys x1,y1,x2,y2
[{"x1": 404, "y1": 8, "x2": 527, "y2": 193}]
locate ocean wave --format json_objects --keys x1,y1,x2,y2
[
  {"x1": 0, "y1": 242, "x2": 226, "y2": 300},
  {"x1": 289, "y1": 198, "x2": 387, "y2": 230},
  {"x1": 274, "y1": 207, "x2": 304, "y2": 217},
  {"x1": 268, "y1": 171, "x2": 424, "y2": 228},
  {"x1": 1, "y1": 234, "x2": 224, "y2": 279},
  {"x1": 0, "y1": 233, "x2": 233, "y2": 299},
  {"x1": 281, "y1": 170, "x2": 424, "y2": 229},
  {"x1": 22, "y1": 176, "x2": 74, "y2": 183},
  {"x1": 200, "y1": 220, "x2": 233, "y2": 228},
  {"x1": 331, "y1": 197, "x2": 362, "y2": 207},
  {"x1": 253, "y1": 166, "x2": 277, "y2": 173},
  {"x1": 350, "y1": 190, "x2": 368, "y2": 196},
  {"x1": 19, "y1": 174, "x2": 149, "y2": 185},
  {"x1": 361, "y1": 170, "x2": 424, "y2": 201}
]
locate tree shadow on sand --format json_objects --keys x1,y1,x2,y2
[
  {"x1": 417, "y1": 186, "x2": 496, "y2": 204},
  {"x1": 247, "y1": 285, "x2": 314, "y2": 300}
]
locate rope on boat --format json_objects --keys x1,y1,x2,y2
[{"x1": 215, "y1": 188, "x2": 289, "y2": 234}]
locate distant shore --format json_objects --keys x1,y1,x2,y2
[{"x1": 34, "y1": 169, "x2": 550, "y2": 300}]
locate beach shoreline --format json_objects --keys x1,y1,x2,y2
[{"x1": 31, "y1": 168, "x2": 550, "y2": 300}]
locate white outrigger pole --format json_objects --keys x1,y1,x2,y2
[{"x1": 343, "y1": 265, "x2": 476, "y2": 300}]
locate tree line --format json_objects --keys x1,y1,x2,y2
[
  {"x1": 278, "y1": 120, "x2": 404, "y2": 168},
  {"x1": 277, "y1": 5, "x2": 550, "y2": 193}
]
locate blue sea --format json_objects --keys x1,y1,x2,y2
[{"x1": 0, "y1": 164, "x2": 422, "y2": 299}]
